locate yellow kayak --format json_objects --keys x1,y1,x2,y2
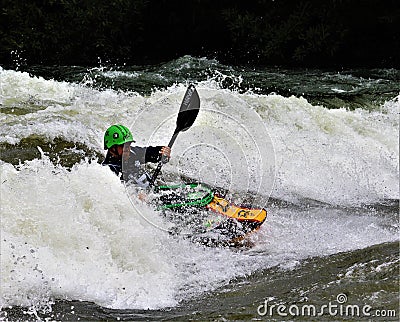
[{"x1": 153, "y1": 183, "x2": 267, "y2": 246}]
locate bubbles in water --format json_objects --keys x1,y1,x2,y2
[{"x1": 124, "y1": 85, "x2": 275, "y2": 233}]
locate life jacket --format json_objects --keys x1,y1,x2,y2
[{"x1": 102, "y1": 145, "x2": 163, "y2": 187}]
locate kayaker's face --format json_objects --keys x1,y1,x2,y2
[{"x1": 109, "y1": 145, "x2": 123, "y2": 158}]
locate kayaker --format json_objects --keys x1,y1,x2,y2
[{"x1": 102, "y1": 124, "x2": 171, "y2": 187}]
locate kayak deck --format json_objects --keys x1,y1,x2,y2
[
  {"x1": 207, "y1": 195, "x2": 267, "y2": 225},
  {"x1": 151, "y1": 183, "x2": 267, "y2": 246}
]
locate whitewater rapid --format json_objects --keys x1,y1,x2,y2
[
  {"x1": 0, "y1": 67, "x2": 399, "y2": 311},
  {"x1": 1, "y1": 67, "x2": 398, "y2": 204}
]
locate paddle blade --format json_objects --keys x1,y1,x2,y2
[
  {"x1": 175, "y1": 84, "x2": 200, "y2": 133},
  {"x1": 149, "y1": 84, "x2": 200, "y2": 186}
]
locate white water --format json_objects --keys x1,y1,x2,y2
[{"x1": 0, "y1": 68, "x2": 399, "y2": 310}]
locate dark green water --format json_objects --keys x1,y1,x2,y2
[{"x1": 21, "y1": 56, "x2": 400, "y2": 109}]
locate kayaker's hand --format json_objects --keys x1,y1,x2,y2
[
  {"x1": 138, "y1": 192, "x2": 147, "y2": 201},
  {"x1": 160, "y1": 146, "x2": 171, "y2": 162}
]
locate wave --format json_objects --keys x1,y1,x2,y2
[
  {"x1": 1, "y1": 67, "x2": 399, "y2": 206},
  {"x1": 245, "y1": 92, "x2": 399, "y2": 205},
  {"x1": 1, "y1": 157, "x2": 398, "y2": 311},
  {"x1": 1, "y1": 66, "x2": 399, "y2": 311}
]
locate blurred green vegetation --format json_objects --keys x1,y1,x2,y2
[{"x1": 1, "y1": 0, "x2": 399, "y2": 67}]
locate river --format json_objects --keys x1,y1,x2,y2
[{"x1": 1, "y1": 56, "x2": 399, "y2": 321}]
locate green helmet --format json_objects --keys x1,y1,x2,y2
[{"x1": 104, "y1": 124, "x2": 135, "y2": 149}]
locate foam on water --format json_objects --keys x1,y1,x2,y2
[
  {"x1": 1, "y1": 158, "x2": 183, "y2": 309},
  {"x1": 244, "y1": 92, "x2": 399, "y2": 205},
  {"x1": 0, "y1": 67, "x2": 146, "y2": 148},
  {"x1": 1, "y1": 67, "x2": 398, "y2": 205},
  {"x1": 1, "y1": 157, "x2": 397, "y2": 311},
  {"x1": 1, "y1": 68, "x2": 399, "y2": 311}
]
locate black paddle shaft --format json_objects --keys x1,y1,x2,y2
[{"x1": 149, "y1": 85, "x2": 200, "y2": 186}]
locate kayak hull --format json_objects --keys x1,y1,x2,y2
[{"x1": 152, "y1": 183, "x2": 267, "y2": 246}]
